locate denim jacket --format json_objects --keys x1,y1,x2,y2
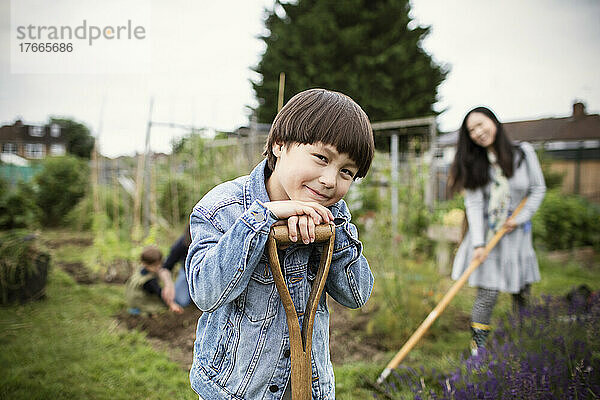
[{"x1": 185, "y1": 159, "x2": 374, "y2": 400}]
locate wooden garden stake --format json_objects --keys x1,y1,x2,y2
[
  {"x1": 377, "y1": 197, "x2": 528, "y2": 384},
  {"x1": 267, "y1": 224, "x2": 335, "y2": 400}
]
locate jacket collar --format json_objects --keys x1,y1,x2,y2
[{"x1": 243, "y1": 159, "x2": 271, "y2": 210}]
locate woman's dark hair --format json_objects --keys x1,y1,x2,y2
[
  {"x1": 264, "y1": 88, "x2": 374, "y2": 179},
  {"x1": 449, "y1": 106, "x2": 522, "y2": 193}
]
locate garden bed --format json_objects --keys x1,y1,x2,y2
[{"x1": 115, "y1": 297, "x2": 390, "y2": 370}]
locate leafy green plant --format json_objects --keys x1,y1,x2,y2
[
  {"x1": 64, "y1": 185, "x2": 127, "y2": 231},
  {"x1": 533, "y1": 189, "x2": 600, "y2": 250},
  {"x1": 158, "y1": 175, "x2": 196, "y2": 225},
  {"x1": 34, "y1": 155, "x2": 89, "y2": 226},
  {"x1": 0, "y1": 180, "x2": 40, "y2": 230}
]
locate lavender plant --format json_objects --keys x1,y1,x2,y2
[{"x1": 376, "y1": 293, "x2": 600, "y2": 399}]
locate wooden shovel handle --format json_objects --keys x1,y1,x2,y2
[
  {"x1": 268, "y1": 223, "x2": 335, "y2": 400},
  {"x1": 271, "y1": 224, "x2": 335, "y2": 244}
]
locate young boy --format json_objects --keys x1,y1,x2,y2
[
  {"x1": 126, "y1": 245, "x2": 183, "y2": 315},
  {"x1": 185, "y1": 88, "x2": 375, "y2": 399}
]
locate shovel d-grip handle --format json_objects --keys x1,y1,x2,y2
[{"x1": 267, "y1": 224, "x2": 335, "y2": 400}]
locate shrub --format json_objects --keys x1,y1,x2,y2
[
  {"x1": 533, "y1": 189, "x2": 600, "y2": 250},
  {"x1": 0, "y1": 180, "x2": 40, "y2": 230},
  {"x1": 34, "y1": 156, "x2": 89, "y2": 226}
]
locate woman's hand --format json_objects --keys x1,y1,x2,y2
[
  {"x1": 502, "y1": 218, "x2": 517, "y2": 233},
  {"x1": 472, "y1": 246, "x2": 487, "y2": 263}
]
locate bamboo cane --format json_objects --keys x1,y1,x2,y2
[{"x1": 377, "y1": 197, "x2": 528, "y2": 384}]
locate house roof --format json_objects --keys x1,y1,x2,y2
[
  {"x1": 0, "y1": 120, "x2": 67, "y2": 145},
  {"x1": 504, "y1": 113, "x2": 600, "y2": 142}
]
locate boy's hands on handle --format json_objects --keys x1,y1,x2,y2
[{"x1": 264, "y1": 200, "x2": 334, "y2": 244}]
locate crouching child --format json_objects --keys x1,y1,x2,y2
[{"x1": 126, "y1": 245, "x2": 183, "y2": 315}]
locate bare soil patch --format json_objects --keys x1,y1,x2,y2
[
  {"x1": 58, "y1": 262, "x2": 97, "y2": 284},
  {"x1": 116, "y1": 307, "x2": 202, "y2": 369},
  {"x1": 56, "y1": 259, "x2": 132, "y2": 284},
  {"x1": 43, "y1": 237, "x2": 93, "y2": 249},
  {"x1": 116, "y1": 296, "x2": 389, "y2": 370}
]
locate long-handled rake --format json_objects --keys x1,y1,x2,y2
[
  {"x1": 377, "y1": 197, "x2": 528, "y2": 384},
  {"x1": 267, "y1": 224, "x2": 336, "y2": 400}
]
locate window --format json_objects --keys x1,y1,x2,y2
[
  {"x1": 50, "y1": 124, "x2": 61, "y2": 137},
  {"x1": 29, "y1": 126, "x2": 44, "y2": 137},
  {"x1": 2, "y1": 143, "x2": 17, "y2": 154},
  {"x1": 25, "y1": 143, "x2": 45, "y2": 159},
  {"x1": 50, "y1": 143, "x2": 66, "y2": 156}
]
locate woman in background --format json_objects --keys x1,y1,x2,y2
[{"x1": 449, "y1": 106, "x2": 546, "y2": 355}]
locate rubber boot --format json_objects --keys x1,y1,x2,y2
[{"x1": 470, "y1": 322, "x2": 491, "y2": 356}]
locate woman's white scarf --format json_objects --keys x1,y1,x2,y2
[{"x1": 486, "y1": 150, "x2": 510, "y2": 242}]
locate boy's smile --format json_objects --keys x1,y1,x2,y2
[{"x1": 266, "y1": 142, "x2": 358, "y2": 207}]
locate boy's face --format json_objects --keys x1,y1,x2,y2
[
  {"x1": 267, "y1": 142, "x2": 358, "y2": 207},
  {"x1": 144, "y1": 261, "x2": 161, "y2": 273}
]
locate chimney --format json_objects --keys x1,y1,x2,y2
[{"x1": 572, "y1": 102, "x2": 586, "y2": 119}]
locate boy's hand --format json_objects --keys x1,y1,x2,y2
[
  {"x1": 157, "y1": 268, "x2": 175, "y2": 304},
  {"x1": 264, "y1": 200, "x2": 334, "y2": 244},
  {"x1": 284, "y1": 215, "x2": 316, "y2": 244},
  {"x1": 169, "y1": 302, "x2": 184, "y2": 314}
]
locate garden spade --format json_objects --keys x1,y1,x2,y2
[
  {"x1": 267, "y1": 224, "x2": 335, "y2": 400},
  {"x1": 377, "y1": 197, "x2": 528, "y2": 384}
]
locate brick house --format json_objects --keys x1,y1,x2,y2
[
  {"x1": 0, "y1": 119, "x2": 68, "y2": 160},
  {"x1": 433, "y1": 102, "x2": 600, "y2": 202}
]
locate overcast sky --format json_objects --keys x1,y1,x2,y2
[{"x1": 1, "y1": 0, "x2": 598, "y2": 157}]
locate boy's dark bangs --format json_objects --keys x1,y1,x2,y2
[{"x1": 290, "y1": 95, "x2": 374, "y2": 178}]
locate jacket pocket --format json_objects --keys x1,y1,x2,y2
[
  {"x1": 210, "y1": 318, "x2": 234, "y2": 375},
  {"x1": 236, "y1": 259, "x2": 278, "y2": 322}
]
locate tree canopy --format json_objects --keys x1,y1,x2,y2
[
  {"x1": 50, "y1": 117, "x2": 95, "y2": 159},
  {"x1": 252, "y1": 0, "x2": 447, "y2": 124}
]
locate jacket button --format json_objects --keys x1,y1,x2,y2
[
  {"x1": 269, "y1": 385, "x2": 279, "y2": 392},
  {"x1": 284, "y1": 349, "x2": 290, "y2": 358}
]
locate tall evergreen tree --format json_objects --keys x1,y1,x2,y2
[{"x1": 252, "y1": 0, "x2": 447, "y2": 123}]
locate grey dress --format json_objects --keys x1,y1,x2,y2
[{"x1": 451, "y1": 142, "x2": 546, "y2": 293}]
